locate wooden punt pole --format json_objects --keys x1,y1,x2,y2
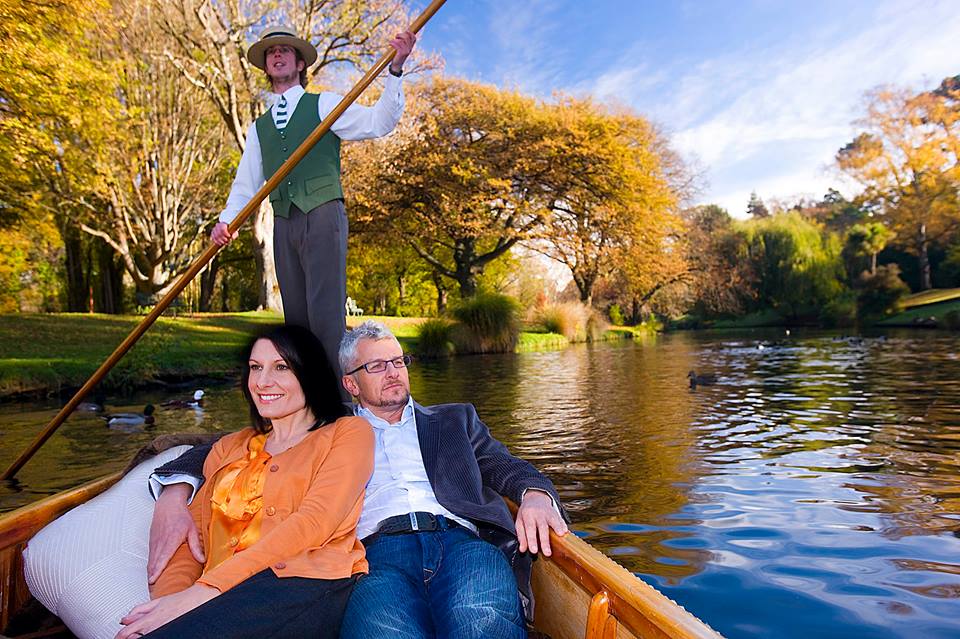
[{"x1": 1, "y1": 0, "x2": 448, "y2": 480}]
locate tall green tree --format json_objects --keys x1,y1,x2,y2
[
  {"x1": 738, "y1": 211, "x2": 846, "y2": 320},
  {"x1": 845, "y1": 222, "x2": 895, "y2": 276}
]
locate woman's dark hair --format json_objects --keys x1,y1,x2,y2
[{"x1": 240, "y1": 324, "x2": 349, "y2": 433}]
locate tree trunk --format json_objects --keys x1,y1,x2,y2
[
  {"x1": 918, "y1": 223, "x2": 932, "y2": 290},
  {"x1": 630, "y1": 297, "x2": 642, "y2": 325},
  {"x1": 199, "y1": 256, "x2": 219, "y2": 312},
  {"x1": 62, "y1": 225, "x2": 87, "y2": 312},
  {"x1": 871, "y1": 251, "x2": 878, "y2": 275},
  {"x1": 432, "y1": 271, "x2": 448, "y2": 314},
  {"x1": 252, "y1": 202, "x2": 282, "y2": 311},
  {"x1": 96, "y1": 243, "x2": 124, "y2": 314},
  {"x1": 397, "y1": 275, "x2": 406, "y2": 310},
  {"x1": 453, "y1": 238, "x2": 480, "y2": 298},
  {"x1": 221, "y1": 274, "x2": 230, "y2": 312}
]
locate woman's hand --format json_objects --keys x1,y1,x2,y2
[{"x1": 116, "y1": 583, "x2": 218, "y2": 638}]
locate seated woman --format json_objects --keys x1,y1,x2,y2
[{"x1": 116, "y1": 325, "x2": 373, "y2": 639}]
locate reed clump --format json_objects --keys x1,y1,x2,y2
[
  {"x1": 533, "y1": 302, "x2": 606, "y2": 342},
  {"x1": 415, "y1": 318, "x2": 456, "y2": 358},
  {"x1": 451, "y1": 293, "x2": 520, "y2": 354}
]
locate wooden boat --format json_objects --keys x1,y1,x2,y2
[{"x1": 0, "y1": 474, "x2": 722, "y2": 639}]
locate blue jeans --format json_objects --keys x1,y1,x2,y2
[{"x1": 340, "y1": 522, "x2": 526, "y2": 639}]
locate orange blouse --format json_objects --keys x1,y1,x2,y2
[
  {"x1": 152, "y1": 416, "x2": 374, "y2": 597},
  {"x1": 206, "y1": 433, "x2": 270, "y2": 572}
]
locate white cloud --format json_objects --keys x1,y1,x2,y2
[{"x1": 583, "y1": 0, "x2": 960, "y2": 211}]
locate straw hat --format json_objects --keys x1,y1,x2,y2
[{"x1": 247, "y1": 25, "x2": 318, "y2": 71}]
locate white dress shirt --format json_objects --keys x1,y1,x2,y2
[
  {"x1": 218, "y1": 74, "x2": 404, "y2": 225},
  {"x1": 355, "y1": 396, "x2": 477, "y2": 539}
]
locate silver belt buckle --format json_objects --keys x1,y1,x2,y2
[{"x1": 409, "y1": 512, "x2": 419, "y2": 531}]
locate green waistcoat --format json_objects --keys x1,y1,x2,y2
[{"x1": 256, "y1": 93, "x2": 343, "y2": 218}]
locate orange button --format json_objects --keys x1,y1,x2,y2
[
  {"x1": 275, "y1": 562, "x2": 286, "y2": 570},
  {"x1": 266, "y1": 506, "x2": 276, "y2": 516},
  {"x1": 269, "y1": 464, "x2": 279, "y2": 472}
]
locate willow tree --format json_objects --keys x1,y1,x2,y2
[
  {"x1": 837, "y1": 77, "x2": 960, "y2": 290},
  {"x1": 346, "y1": 77, "x2": 558, "y2": 297},
  {"x1": 152, "y1": 0, "x2": 425, "y2": 310}
]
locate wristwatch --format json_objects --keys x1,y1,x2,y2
[{"x1": 389, "y1": 66, "x2": 403, "y2": 77}]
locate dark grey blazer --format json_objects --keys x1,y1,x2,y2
[{"x1": 154, "y1": 401, "x2": 567, "y2": 620}]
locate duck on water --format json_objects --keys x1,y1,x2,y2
[{"x1": 102, "y1": 404, "x2": 155, "y2": 429}]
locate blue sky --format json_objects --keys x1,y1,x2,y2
[{"x1": 412, "y1": 0, "x2": 960, "y2": 215}]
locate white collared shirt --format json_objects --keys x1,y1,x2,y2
[
  {"x1": 355, "y1": 396, "x2": 477, "y2": 539},
  {"x1": 218, "y1": 74, "x2": 404, "y2": 225}
]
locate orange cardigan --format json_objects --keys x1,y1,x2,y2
[{"x1": 153, "y1": 415, "x2": 374, "y2": 596}]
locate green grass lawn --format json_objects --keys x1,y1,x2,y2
[
  {"x1": 877, "y1": 298, "x2": 960, "y2": 326},
  {"x1": 0, "y1": 311, "x2": 284, "y2": 397},
  {"x1": 0, "y1": 312, "x2": 431, "y2": 398}
]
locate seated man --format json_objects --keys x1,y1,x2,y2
[{"x1": 148, "y1": 320, "x2": 568, "y2": 638}]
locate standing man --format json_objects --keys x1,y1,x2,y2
[{"x1": 211, "y1": 25, "x2": 416, "y2": 380}]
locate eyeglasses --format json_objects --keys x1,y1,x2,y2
[{"x1": 345, "y1": 354, "x2": 413, "y2": 376}]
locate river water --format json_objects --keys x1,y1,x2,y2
[{"x1": 2, "y1": 329, "x2": 959, "y2": 638}]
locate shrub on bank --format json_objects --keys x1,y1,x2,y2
[
  {"x1": 416, "y1": 318, "x2": 456, "y2": 358},
  {"x1": 451, "y1": 293, "x2": 519, "y2": 354},
  {"x1": 533, "y1": 302, "x2": 588, "y2": 342},
  {"x1": 820, "y1": 291, "x2": 858, "y2": 328},
  {"x1": 857, "y1": 264, "x2": 909, "y2": 320}
]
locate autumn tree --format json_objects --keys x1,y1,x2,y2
[
  {"x1": 65, "y1": 1, "x2": 230, "y2": 298},
  {"x1": 679, "y1": 205, "x2": 756, "y2": 316},
  {"x1": 346, "y1": 77, "x2": 558, "y2": 297},
  {"x1": 837, "y1": 77, "x2": 960, "y2": 290},
  {"x1": 152, "y1": 0, "x2": 426, "y2": 310},
  {"x1": 525, "y1": 98, "x2": 684, "y2": 306},
  {"x1": 0, "y1": 0, "x2": 121, "y2": 310}
]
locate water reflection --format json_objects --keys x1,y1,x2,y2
[{"x1": 2, "y1": 330, "x2": 960, "y2": 638}]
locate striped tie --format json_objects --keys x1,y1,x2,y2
[{"x1": 275, "y1": 95, "x2": 288, "y2": 129}]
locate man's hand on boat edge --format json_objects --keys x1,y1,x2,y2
[{"x1": 515, "y1": 489, "x2": 569, "y2": 557}]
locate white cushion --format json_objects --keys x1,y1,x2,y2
[{"x1": 23, "y1": 445, "x2": 194, "y2": 639}]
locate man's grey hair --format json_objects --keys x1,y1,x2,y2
[{"x1": 338, "y1": 320, "x2": 397, "y2": 374}]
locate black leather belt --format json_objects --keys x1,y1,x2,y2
[{"x1": 361, "y1": 512, "x2": 461, "y2": 546}]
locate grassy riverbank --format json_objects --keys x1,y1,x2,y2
[
  {"x1": 0, "y1": 313, "x2": 640, "y2": 399},
  {"x1": 0, "y1": 312, "x2": 429, "y2": 398}
]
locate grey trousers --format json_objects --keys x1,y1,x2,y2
[{"x1": 274, "y1": 200, "x2": 348, "y2": 392}]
